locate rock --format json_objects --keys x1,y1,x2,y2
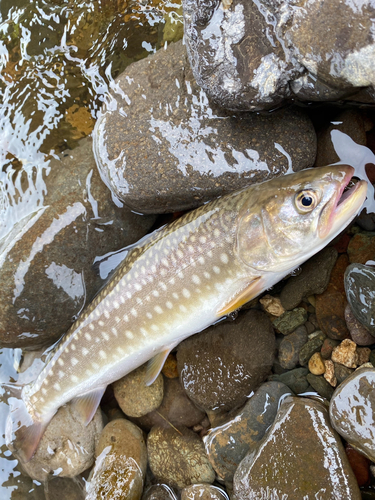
[
  {"x1": 278, "y1": 326, "x2": 308, "y2": 370},
  {"x1": 308, "y1": 352, "x2": 325, "y2": 376},
  {"x1": 180, "y1": 484, "x2": 229, "y2": 500},
  {"x1": 320, "y1": 338, "x2": 340, "y2": 359},
  {"x1": 347, "y1": 233, "x2": 375, "y2": 264},
  {"x1": 233, "y1": 396, "x2": 361, "y2": 500},
  {"x1": 269, "y1": 367, "x2": 309, "y2": 394},
  {"x1": 86, "y1": 418, "x2": 147, "y2": 500},
  {"x1": 162, "y1": 354, "x2": 179, "y2": 379},
  {"x1": 45, "y1": 477, "x2": 85, "y2": 500},
  {"x1": 0, "y1": 137, "x2": 156, "y2": 348},
  {"x1": 330, "y1": 367, "x2": 375, "y2": 462},
  {"x1": 183, "y1": 0, "x2": 375, "y2": 112},
  {"x1": 334, "y1": 363, "x2": 354, "y2": 385},
  {"x1": 272, "y1": 308, "x2": 308, "y2": 335},
  {"x1": 279, "y1": 247, "x2": 338, "y2": 310},
  {"x1": 345, "y1": 303, "x2": 375, "y2": 346},
  {"x1": 306, "y1": 374, "x2": 334, "y2": 400},
  {"x1": 177, "y1": 309, "x2": 275, "y2": 412},
  {"x1": 113, "y1": 364, "x2": 164, "y2": 418},
  {"x1": 132, "y1": 377, "x2": 205, "y2": 431},
  {"x1": 345, "y1": 263, "x2": 375, "y2": 336},
  {"x1": 203, "y1": 382, "x2": 291, "y2": 482},
  {"x1": 21, "y1": 404, "x2": 103, "y2": 482},
  {"x1": 147, "y1": 425, "x2": 215, "y2": 489},
  {"x1": 345, "y1": 444, "x2": 371, "y2": 487},
  {"x1": 93, "y1": 40, "x2": 316, "y2": 214},
  {"x1": 142, "y1": 484, "x2": 178, "y2": 500},
  {"x1": 323, "y1": 360, "x2": 337, "y2": 387},
  {"x1": 331, "y1": 339, "x2": 358, "y2": 368},
  {"x1": 357, "y1": 347, "x2": 371, "y2": 366},
  {"x1": 259, "y1": 294, "x2": 285, "y2": 317},
  {"x1": 299, "y1": 331, "x2": 326, "y2": 366}
]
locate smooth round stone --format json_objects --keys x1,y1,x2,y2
[
  {"x1": 272, "y1": 307, "x2": 308, "y2": 335},
  {"x1": 233, "y1": 397, "x2": 361, "y2": 500},
  {"x1": 306, "y1": 374, "x2": 334, "y2": 400},
  {"x1": 147, "y1": 425, "x2": 215, "y2": 489},
  {"x1": 347, "y1": 233, "x2": 375, "y2": 264},
  {"x1": 321, "y1": 338, "x2": 340, "y2": 359},
  {"x1": 86, "y1": 418, "x2": 147, "y2": 500},
  {"x1": 177, "y1": 310, "x2": 275, "y2": 412},
  {"x1": 181, "y1": 484, "x2": 229, "y2": 500},
  {"x1": 299, "y1": 331, "x2": 326, "y2": 366},
  {"x1": 269, "y1": 367, "x2": 310, "y2": 394},
  {"x1": 280, "y1": 247, "x2": 338, "y2": 310},
  {"x1": 330, "y1": 367, "x2": 375, "y2": 461},
  {"x1": 113, "y1": 364, "x2": 164, "y2": 418},
  {"x1": 345, "y1": 263, "x2": 375, "y2": 336},
  {"x1": 142, "y1": 484, "x2": 178, "y2": 500},
  {"x1": 308, "y1": 352, "x2": 326, "y2": 375},
  {"x1": 204, "y1": 382, "x2": 292, "y2": 482},
  {"x1": 21, "y1": 405, "x2": 103, "y2": 482},
  {"x1": 345, "y1": 304, "x2": 375, "y2": 346},
  {"x1": 278, "y1": 326, "x2": 308, "y2": 370},
  {"x1": 334, "y1": 363, "x2": 354, "y2": 385}
]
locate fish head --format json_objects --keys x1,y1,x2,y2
[{"x1": 236, "y1": 165, "x2": 367, "y2": 274}]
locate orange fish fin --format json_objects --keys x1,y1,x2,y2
[
  {"x1": 145, "y1": 348, "x2": 172, "y2": 386},
  {"x1": 217, "y1": 277, "x2": 263, "y2": 316},
  {"x1": 72, "y1": 387, "x2": 106, "y2": 426},
  {"x1": 5, "y1": 384, "x2": 52, "y2": 463}
]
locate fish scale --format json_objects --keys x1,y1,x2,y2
[{"x1": 6, "y1": 164, "x2": 368, "y2": 463}]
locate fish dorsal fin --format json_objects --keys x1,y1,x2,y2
[
  {"x1": 145, "y1": 348, "x2": 173, "y2": 386},
  {"x1": 217, "y1": 277, "x2": 263, "y2": 316},
  {"x1": 71, "y1": 387, "x2": 106, "y2": 426}
]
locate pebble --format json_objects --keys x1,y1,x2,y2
[
  {"x1": 278, "y1": 326, "x2": 308, "y2": 370},
  {"x1": 203, "y1": 382, "x2": 292, "y2": 482},
  {"x1": 259, "y1": 294, "x2": 285, "y2": 317},
  {"x1": 330, "y1": 367, "x2": 375, "y2": 462},
  {"x1": 147, "y1": 425, "x2": 215, "y2": 489},
  {"x1": 162, "y1": 354, "x2": 179, "y2": 379},
  {"x1": 142, "y1": 484, "x2": 178, "y2": 500},
  {"x1": 347, "y1": 232, "x2": 375, "y2": 264},
  {"x1": 279, "y1": 247, "x2": 337, "y2": 310},
  {"x1": 345, "y1": 303, "x2": 375, "y2": 346},
  {"x1": 345, "y1": 444, "x2": 371, "y2": 487},
  {"x1": 334, "y1": 363, "x2": 354, "y2": 385},
  {"x1": 113, "y1": 364, "x2": 164, "y2": 418},
  {"x1": 180, "y1": 484, "x2": 229, "y2": 500},
  {"x1": 177, "y1": 309, "x2": 275, "y2": 412},
  {"x1": 269, "y1": 367, "x2": 310, "y2": 394},
  {"x1": 345, "y1": 263, "x2": 375, "y2": 336},
  {"x1": 45, "y1": 477, "x2": 85, "y2": 500},
  {"x1": 233, "y1": 396, "x2": 360, "y2": 499},
  {"x1": 357, "y1": 347, "x2": 371, "y2": 366},
  {"x1": 86, "y1": 418, "x2": 147, "y2": 500},
  {"x1": 306, "y1": 374, "x2": 334, "y2": 400},
  {"x1": 320, "y1": 338, "x2": 340, "y2": 359},
  {"x1": 21, "y1": 405, "x2": 103, "y2": 482},
  {"x1": 331, "y1": 339, "x2": 358, "y2": 368},
  {"x1": 299, "y1": 331, "x2": 326, "y2": 366},
  {"x1": 323, "y1": 359, "x2": 337, "y2": 387},
  {"x1": 308, "y1": 352, "x2": 326, "y2": 375},
  {"x1": 272, "y1": 307, "x2": 308, "y2": 335}
]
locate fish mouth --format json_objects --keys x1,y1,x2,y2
[{"x1": 319, "y1": 166, "x2": 368, "y2": 239}]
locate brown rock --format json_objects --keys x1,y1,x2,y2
[
  {"x1": 259, "y1": 294, "x2": 285, "y2": 317},
  {"x1": 331, "y1": 339, "x2": 358, "y2": 368},
  {"x1": 345, "y1": 303, "x2": 375, "y2": 346},
  {"x1": 334, "y1": 363, "x2": 354, "y2": 385},
  {"x1": 162, "y1": 353, "x2": 179, "y2": 379},
  {"x1": 357, "y1": 347, "x2": 371, "y2": 366},
  {"x1": 345, "y1": 444, "x2": 371, "y2": 487},
  {"x1": 308, "y1": 352, "x2": 326, "y2": 375},
  {"x1": 321, "y1": 338, "x2": 340, "y2": 359},
  {"x1": 323, "y1": 360, "x2": 337, "y2": 387},
  {"x1": 348, "y1": 233, "x2": 375, "y2": 264}
]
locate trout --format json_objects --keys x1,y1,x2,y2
[{"x1": 6, "y1": 165, "x2": 367, "y2": 463}]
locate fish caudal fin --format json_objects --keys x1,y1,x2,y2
[{"x1": 5, "y1": 384, "x2": 51, "y2": 463}]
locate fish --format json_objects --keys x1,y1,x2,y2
[{"x1": 5, "y1": 164, "x2": 367, "y2": 463}]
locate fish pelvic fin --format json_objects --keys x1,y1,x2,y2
[
  {"x1": 71, "y1": 386, "x2": 106, "y2": 426},
  {"x1": 145, "y1": 347, "x2": 175, "y2": 386},
  {"x1": 5, "y1": 384, "x2": 52, "y2": 463},
  {"x1": 217, "y1": 277, "x2": 263, "y2": 316}
]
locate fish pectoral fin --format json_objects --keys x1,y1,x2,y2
[
  {"x1": 71, "y1": 387, "x2": 106, "y2": 426},
  {"x1": 145, "y1": 348, "x2": 173, "y2": 387},
  {"x1": 217, "y1": 277, "x2": 263, "y2": 316}
]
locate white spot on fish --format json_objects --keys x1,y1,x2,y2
[
  {"x1": 104, "y1": 310, "x2": 110, "y2": 319},
  {"x1": 178, "y1": 272, "x2": 184, "y2": 279},
  {"x1": 207, "y1": 250, "x2": 213, "y2": 258},
  {"x1": 214, "y1": 228, "x2": 220, "y2": 237},
  {"x1": 179, "y1": 304, "x2": 188, "y2": 313},
  {"x1": 213, "y1": 266, "x2": 220, "y2": 274},
  {"x1": 117, "y1": 346, "x2": 125, "y2": 355},
  {"x1": 192, "y1": 274, "x2": 201, "y2": 285},
  {"x1": 154, "y1": 305, "x2": 163, "y2": 314},
  {"x1": 54, "y1": 383, "x2": 61, "y2": 391},
  {"x1": 170, "y1": 277, "x2": 175, "y2": 285},
  {"x1": 172, "y1": 292, "x2": 179, "y2": 300},
  {"x1": 113, "y1": 301, "x2": 120, "y2": 309},
  {"x1": 131, "y1": 308, "x2": 138, "y2": 317},
  {"x1": 42, "y1": 388, "x2": 47, "y2": 395},
  {"x1": 85, "y1": 333, "x2": 92, "y2": 341},
  {"x1": 182, "y1": 288, "x2": 191, "y2": 298},
  {"x1": 166, "y1": 301, "x2": 173, "y2": 309},
  {"x1": 99, "y1": 350, "x2": 107, "y2": 359},
  {"x1": 123, "y1": 314, "x2": 129, "y2": 322},
  {"x1": 161, "y1": 258, "x2": 169, "y2": 267},
  {"x1": 71, "y1": 375, "x2": 79, "y2": 383},
  {"x1": 102, "y1": 332, "x2": 109, "y2": 341},
  {"x1": 58, "y1": 370, "x2": 64, "y2": 378},
  {"x1": 151, "y1": 324, "x2": 159, "y2": 332},
  {"x1": 134, "y1": 283, "x2": 142, "y2": 291},
  {"x1": 82, "y1": 348, "x2": 89, "y2": 356},
  {"x1": 115, "y1": 316, "x2": 121, "y2": 323},
  {"x1": 220, "y1": 253, "x2": 229, "y2": 264},
  {"x1": 98, "y1": 320, "x2": 104, "y2": 327},
  {"x1": 177, "y1": 250, "x2": 184, "y2": 258},
  {"x1": 152, "y1": 290, "x2": 159, "y2": 297},
  {"x1": 140, "y1": 327, "x2": 147, "y2": 336},
  {"x1": 126, "y1": 331, "x2": 134, "y2": 339},
  {"x1": 112, "y1": 327, "x2": 118, "y2": 336},
  {"x1": 198, "y1": 257, "x2": 205, "y2": 265},
  {"x1": 204, "y1": 271, "x2": 211, "y2": 279},
  {"x1": 146, "y1": 312, "x2": 153, "y2": 319},
  {"x1": 126, "y1": 291, "x2": 132, "y2": 299},
  {"x1": 92, "y1": 362, "x2": 99, "y2": 370},
  {"x1": 71, "y1": 357, "x2": 79, "y2": 366},
  {"x1": 199, "y1": 236, "x2": 206, "y2": 244},
  {"x1": 58, "y1": 359, "x2": 64, "y2": 366},
  {"x1": 89, "y1": 324, "x2": 95, "y2": 331},
  {"x1": 160, "y1": 269, "x2": 167, "y2": 277}
]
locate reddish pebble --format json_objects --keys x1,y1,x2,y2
[
  {"x1": 345, "y1": 444, "x2": 370, "y2": 487},
  {"x1": 333, "y1": 233, "x2": 351, "y2": 254},
  {"x1": 162, "y1": 353, "x2": 179, "y2": 378}
]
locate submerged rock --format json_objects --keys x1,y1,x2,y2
[
  {"x1": 177, "y1": 309, "x2": 275, "y2": 412},
  {"x1": 93, "y1": 40, "x2": 316, "y2": 214},
  {"x1": 142, "y1": 484, "x2": 178, "y2": 500},
  {"x1": 330, "y1": 367, "x2": 375, "y2": 462},
  {"x1": 278, "y1": 325, "x2": 308, "y2": 370},
  {"x1": 181, "y1": 484, "x2": 229, "y2": 500},
  {"x1": 345, "y1": 263, "x2": 375, "y2": 336},
  {"x1": 0, "y1": 137, "x2": 156, "y2": 348},
  {"x1": 233, "y1": 396, "x2": 361, "y2": 500}
]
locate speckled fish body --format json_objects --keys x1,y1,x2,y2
[{"x1": 6, "y1": 165, "x2": 367, "y2": 463}]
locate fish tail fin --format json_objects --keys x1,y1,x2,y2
[{"x1": 5, "y1": 383, "x2": 49, "y2": 463}]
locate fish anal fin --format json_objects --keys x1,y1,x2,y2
[
  {"x1": 217, "y1": 277, "x2": 263, "y2": 316},
  {"x1": 71, "y1": 387, "x2": 106, "y2": 426},
  {"x1": 145, "y1": 348, "x2": 173, "y2": 387}
]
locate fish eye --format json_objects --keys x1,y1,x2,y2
[{"x1": 295, "y1": 190, "x2": 319, "y2": 213}]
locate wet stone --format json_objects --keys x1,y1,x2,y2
[
  {"x1": 93, "y1": 40, "x2": 316, "y2": 214},
  {"x1": 162, "y1": 354, "x2": 179, "y2": 379},
  {"x1": 279, "y1": 247, "x2": 338, "y2": 311},
  {"x1": 308, "y1": 352, "x2": 325, "y2": 376},
  {"x1": 269, "y1": 367, "x2": 309, "y2": 394},
  {"x1": 177, "y1": 309, "x2": 275, "y2": 412},
  {"x1": 45, "y1": 477, "x2": 85, "y2": 500},
  {"x1": 306, "y1": 374, "x2": 334, "y2": 400},
  {"x1": 345, "y1": 263, "x2": 375, "y2": 336},
  {"x1": 272, "y1": 307, "x2": 308, "y2": 336},
  {"x1": 142, "y1": 484, "x2": 178, "y2": 500},
  {"x1": 203, "y1": 382, "x2": 292, "y2": 482},
  {"x1": 357, "y1": 347, "x2": 371, "y2": 366},
  {"x1": 330, "y1": 367, "x2": 375, "y2": 462},
  {"x1": 147, "y1": 425, "x2": 215, "y2": 489},
  {"x1": 259, "y1": 294, "x2": 285, "y2": 317},
  {"x1": 334, "y1": 363, "x2": 354, "y2": 385},
  {"x1": 331, "y1": 339, "x2": 358, "y2": 368},
  {"x1": 323, "y1": 359, "x2": 337, "y2": 387},
  {"x1": 345, "y1": 303, "x2": 375, "y2": 346},
  {"x1": 113, "y1": 364, "x2": 164, "y2": 418},
  {"x1": 21, "y1": 404, "x2": 103, "y2": 482},
  {"x1": 180, "y1": 484, "x2": 229, "y2": 500},
  {"x1": 278, "y1": 326, "x2": 308, "y2": 370},
  {"x1": 347, "y1": 233, "x2": 375, "y2": 264},
  {"x1": 320, "y1": 338, "x2": 340, "y2": 359},
  {"x1": 0, "y1": 137, "x2": 156, "y2": 348},
  {"x1": 233, "y1": 396, "x2": 361, "y2": 500},
  {"x1": 299, "y1": 331, "x2": 326, "y2": 366},
  {"x1": 86, "y1": 418, "x2": 147, "y2": 500},
  {"x1": 345, "y1": 444, "x2": 371, "y2": 487}
]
